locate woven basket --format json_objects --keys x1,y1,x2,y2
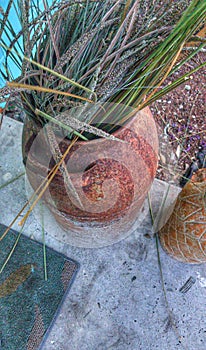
[{"x1": 159, "y1": 168, "x2": 206, "y2": 263}]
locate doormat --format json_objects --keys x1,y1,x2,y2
[{"x1": 0, "y1": 224, "x2": 79, "y2": 350}]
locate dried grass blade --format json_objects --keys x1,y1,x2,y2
[
  {"x1": 45, "y1": 124, "x2": 84, "y2": 209},
  {"x1": 0, "y1": 42, "x2": 97, "y2": 101},
  {"x1": 0, "y1": 231, "x2": 23, "y2": 274},
  {"x1": 0, "y1": 201, "x2": 28, "y2": 242},
  {"x1": 0, "y1": 156, "x2": 65, "y2": 242},
  {"x1": 7, "y1": 82, "x2": 94, "y2": 104},
  {"x1": 147, "y1": 192, "x2": 187, "y2": 349},
  {"x1": 18, "y1": 136, "x2": 79, "y2": 227}
]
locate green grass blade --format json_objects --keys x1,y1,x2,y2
[
  {"x1": 0, "y1": 172, "x2": 25, "y2": 190},
  {"x1": 40, "y1": 203, "x2": 47, "y2": 281}
]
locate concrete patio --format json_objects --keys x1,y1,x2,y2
[{"x1": 0, "y1": 116, "x2": 206, "y2": 350}]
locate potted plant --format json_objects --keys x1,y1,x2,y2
[{"x1": 0, "y1": 0, "x2": 205, "y2": 247}]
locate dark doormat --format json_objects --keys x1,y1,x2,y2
[{"x1": 0, "y1": 224, "x2": 79, "y2": 350}]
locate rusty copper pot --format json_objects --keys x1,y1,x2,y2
[{"x1": 22, "y1": 107, "x2": 158, "y2": 247}]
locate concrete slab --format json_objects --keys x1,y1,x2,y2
[{"x1": 0, "y1": 116, "x2": 206, "y2": 350}]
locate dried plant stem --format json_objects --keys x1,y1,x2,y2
[
  {"x1": 0, "y1": 201, "x2": 29, "y2": 242},
  {"x1": 45, "y1": 124, "x2": 84, "y2": 209},
  {"x1": 0, "y1": 149, "x2": 72, "y2": 242},
  {"x1": 0, "y1": 230, "x2": 22, "y2": 273},
  {"x1": 19, "y1": 136, "x2": 79, "y2": 227},
  {"x1": 148, "y1": 192, "x2": 188, "y2": 350},
  {"x1": 0, "y1": 42, "x2": 97, "y2": 101},
  {"x1": 7, "y1": 82, "x2": 94, "y2": 104}
]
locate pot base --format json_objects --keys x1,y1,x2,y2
[{"x1": 26, "y1": 177, "x2": 148, "y2": 248}]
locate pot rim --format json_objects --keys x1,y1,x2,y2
[{"x1": 68, "y1": 106, "x2": 152, "y2": 146}]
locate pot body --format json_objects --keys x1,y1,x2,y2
[
  {"x1": 22, "y1": 107, "x2": 158, "y2": 247},
  {"x1": 159, "y1": 169, "x2": 206, "y2": 263}
]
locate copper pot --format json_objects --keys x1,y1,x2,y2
[{"x1": 22, "y1": 107, "x2": 158, "y2": 247}]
